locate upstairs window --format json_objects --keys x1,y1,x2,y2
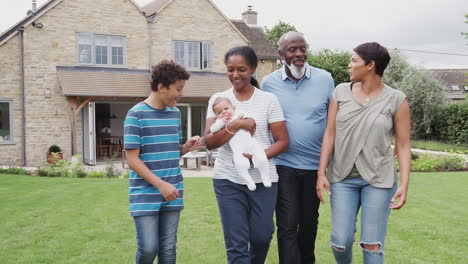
[
  {"x1": 173, "y1": 41, "x2": 213, "y2": 71},
  {"x1": 76, "y1": 33, "x2": 126, "y2": 67}
]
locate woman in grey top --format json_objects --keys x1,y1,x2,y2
[{"x1": 316, "y1": 42, "x2": 411, "y2": 264}]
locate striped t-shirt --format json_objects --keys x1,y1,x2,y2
[
  {"x1": 207, "y1": 87, "x2": 285, "y2": 185},
  {"x1": 124, "y1": 102, "x2": 184, "y2": 217}
]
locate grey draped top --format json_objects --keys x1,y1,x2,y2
[{"x1": 328, "y1": 82, "x2": 407, "y2": 188}]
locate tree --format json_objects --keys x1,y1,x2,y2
[
  {"x1": 307, "y1": 49, "x2": 351, "y2": 85},
  {"x1": 265, "y1": 21, "x2": 351, "y2": 84},
  {"x1": 383, "y1": 52, "x2": 448, "y2": 138},
  {"x1": 265, "y1": 21, "x2": 300, "y2": 50}
]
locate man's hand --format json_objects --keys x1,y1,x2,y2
[{"x1": 158, "y1": 181, "x2": 179, "y2": 201}]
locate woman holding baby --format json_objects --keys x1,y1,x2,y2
[{"x1": 204, "y1": 46, "x2": 289, "y2": 264}]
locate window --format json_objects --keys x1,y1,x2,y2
[
  {"x1": 173, "y1": 41, "x2": 213, "y2": 71},
  {"x1": 0, "y1": 101, "x2": 13, "y2": 143},
  {"x1": 451, "y1": 85, "x2": 460, "y2": 91},
  {"x1": 76, "y1": 33, "x2": 126, "y2": 67},
  {"x1": 464, "y1": 86, "x2": 468, "y2": 91}
]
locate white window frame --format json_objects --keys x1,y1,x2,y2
[
  {"x1": 76, "y1": 33, "x2": 127, "y2": 67},
  {"x1": 0, "y1": 100, "x2": 14, "y2": 144},
  {"x1": 172, "y1": 40, "x2": 213, "y2": 71},
  {"x1": 451, "y1": 85, "x2": 460, "y2": 91}
]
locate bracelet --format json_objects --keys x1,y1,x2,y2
[{"x1": 225, "y1": 124, "x2": 235, "y2": 135}]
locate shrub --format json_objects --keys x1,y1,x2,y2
[
  {"x1": 410, "y1": 153, "x2": 465, "y2": 172},
  {"x1": 433, "y1": 102, "x2": 468, "y2": 145},
  {"x1": 411, "y1": 154, "x2": 442, "y2": 172},
  {"x1": 6, "y1": 167, "x2": 28, "y2": 175},
  {"x1": 440, "y1": 155, "x2": 465, "y2": 171},
  {"x1": 104, "y1": 155, "x2": 122, "y2": 178},
  {"x1": 48, "y1": 145, "x2": 62, "y2": 153},
  {"x1": 87, "y1": 171, "x2": 106, "y2": 178},
  {"x1": 37, "y1": 166, "x2": 70, "y2": 177},
  {"x1": 70, "y1": 155, "x2": 87, "y2": 178}
]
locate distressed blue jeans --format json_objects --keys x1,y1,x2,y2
[
  {"x1": 133, "y1": 211, "x2": 180, "y2": 264},
  {"x1": 330, "y1": 178, "x2": 396, "y2": 264}
]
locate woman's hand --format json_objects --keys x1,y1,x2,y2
[
  {"x1": 390, "y1": 185, "x2": 408, "y2": 210},
  {"x1": 316, "y1": 171, "x2": 331, "y2": 204},
  {"x1": 236, "y1": 117, "x2": 256, "y2": 135}
]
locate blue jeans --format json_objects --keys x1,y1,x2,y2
[
  {"x1": 214, "y1": 179, "x2": 278, "y2": 264},
  {"x1": 133, "y1": 211, "x2": 180, "y2": 264},
  {"x1": 330, "y1": 178, "x2": 397, "y2": 264}
]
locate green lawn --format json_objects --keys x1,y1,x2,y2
[
  {"x1": 411, "y1": 139, "x2": 468, "y2": 154},
  {"x1": 1, "y1": 173, "x2": 467, "y2": 264}
]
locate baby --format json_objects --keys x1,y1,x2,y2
[{"x1": 210, "y1": 97, "x2": 270, "y2": 191}]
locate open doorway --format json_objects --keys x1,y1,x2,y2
[
  {"x1": 82, "y1": 101, "x2": 135, "y2": 165},
  {"x1": 95, "y1": 102, "x2": 134, "y2": 162}
]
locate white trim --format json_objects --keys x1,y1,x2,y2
[
  {"x1": 76, "y1": 33, "x2": 127, "y2": 68},
  {"x1": 172, "y1": 40, "x2": 213, "y2": 71}
]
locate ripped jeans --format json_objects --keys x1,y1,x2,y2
[{"x1": 330, "y1": 177, "x2": 396, "y2": 264}]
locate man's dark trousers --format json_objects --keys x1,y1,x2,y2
[{"x1": 275, "y1": 165, "x2": 321, "y2": 264}]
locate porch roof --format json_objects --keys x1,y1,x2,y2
[{"x1": 57, "y1": 66, "x2": 231, "y2": 98}]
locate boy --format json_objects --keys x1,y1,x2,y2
[
  {"x1": 124, "y1": 60, "x2": 202, "y2": 264},
  {"x1": 210, "y1": 97, "x2": 271, "y2": 191}
]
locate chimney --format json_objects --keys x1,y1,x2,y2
[
  {"x1": 32, "y1": 0, "x2": 37, "y2": 14},
  {"x1": 242, "y1": 5, "x2": 257, "y2": 26}
]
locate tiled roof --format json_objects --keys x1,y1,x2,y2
[
  {"x1": 57, "y1": 66, "x2": 230, "y2": 98},
  {"x1": 230, "y1": 19, "x2": 278, "y2": 60},
  {"x1": 430, "y1": 69, "x2": 467, "y2": 100}
]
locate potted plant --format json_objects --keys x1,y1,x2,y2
[{"x1": 47, "y1": 145, "x2": 63, "y2": 164}]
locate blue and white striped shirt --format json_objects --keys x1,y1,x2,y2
[{"x1": 124, "y1": 102, "x2": 184, "y2": 217}]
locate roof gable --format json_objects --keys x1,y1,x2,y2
[
  {"x1": 141, "y1": 0, "x2": 249, "y2": 43},
  {"x1": 0, "y1": 0, "x2": 145, "y2": 46}
]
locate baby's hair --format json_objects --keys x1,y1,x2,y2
[{"x1": 212, "y1": 97, "x2": 232, "y2": 114}]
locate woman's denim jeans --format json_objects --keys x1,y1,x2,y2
[
  {"x1": 133, "y1": 211, "x2": 180, "y2": 264},
  {"x1": 330, "y1": 178, "x2": 396, "y2": 264}
]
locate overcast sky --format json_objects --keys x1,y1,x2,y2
[{"x1": 1, "y1": 0, "x2": 467, "y2": 68}]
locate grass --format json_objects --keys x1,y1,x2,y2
[
  {"x1": 1, "y1": 172, "x2": 467, "y2": 263},
  {"x1": 411, "y1": 139, "x2": 468, "y2": 154}
]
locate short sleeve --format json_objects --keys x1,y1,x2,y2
[
  {"x1": 206, "y1": 93, "x2": 220, "y2": 119},
  {"x1": 332, "y1": 83, "x2": 348, "y2": 103},
  {"x1": 332, "y1": 86, "x2": 339, "y2": 102},
  {"x1": 124, "y1": 110, "x2": 141, "y2": 150},
  {"x1": 267, "y1": 94, "x2": 285, "y2": 124},
  {"x1": 392, "y1": 90, "x2": 407, "y2": 115}
]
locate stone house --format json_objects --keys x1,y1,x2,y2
[
  {"x1": 0, "y1": 0, "x2": 277, "y2": 166},
  {"x1": 430, "y1": 69, "x2": 467, "y2": 103}
]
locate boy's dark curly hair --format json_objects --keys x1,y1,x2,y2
[{"x1": 150, "y1": 60, "x2": 191, "y2": 91}]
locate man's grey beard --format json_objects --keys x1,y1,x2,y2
[{"x1": 284, "y1": 61, "x2": 306, "y2": 79}]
